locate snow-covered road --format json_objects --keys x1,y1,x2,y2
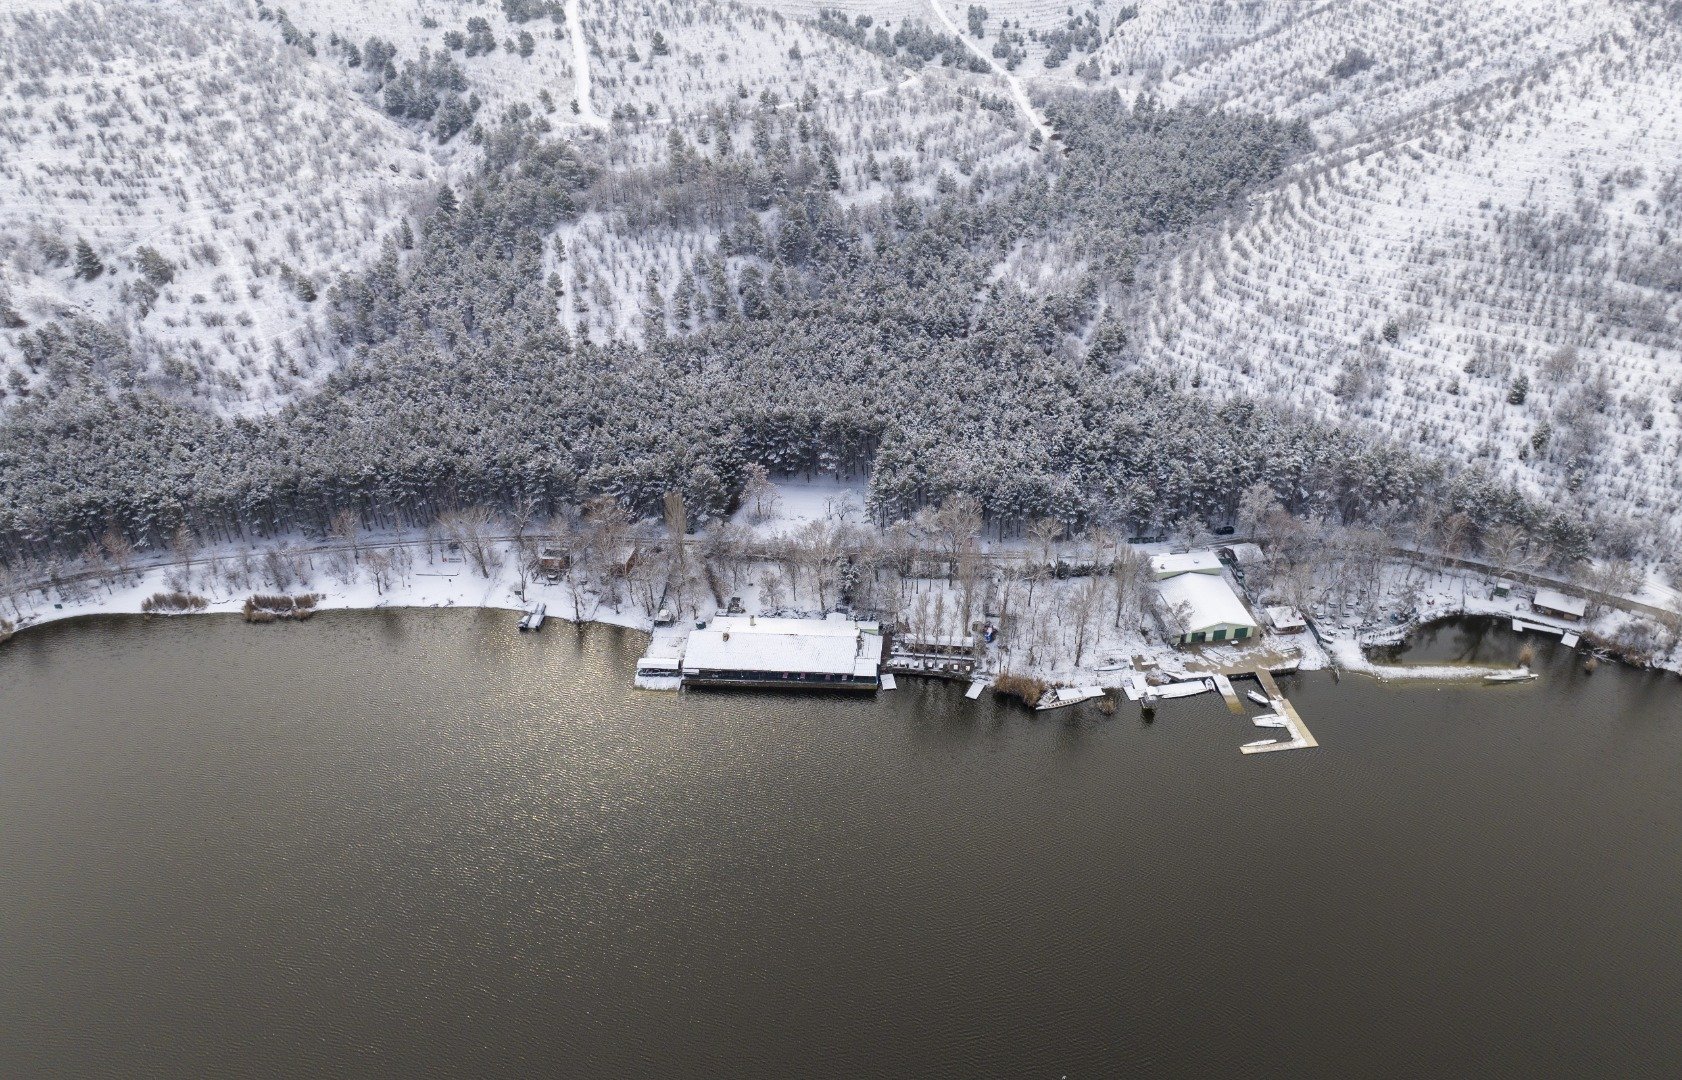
[
  {"x1": 925, "y1": 0, "x2": 1054, "y2": 145},
  {"x1": 564, "y1": 0, "x2": 608, "y2": 130}
]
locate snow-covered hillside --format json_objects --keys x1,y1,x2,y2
[
  {"x1": 1129, "y1": 2, "x2": 1682, "y2": 534},
  {"x1": 1144, "y1": 0, "x2": 1615, "y2": 147},
  {"x1": 1093, "y1": 0, "x2": 1297, "y2": 87},
  {"x1": 2, "y1": 0, "x2": 1032, "y2": 400},
  {"x1": 0, "y1": 0, "x2": 441, "y2": 408},
  {"x1": 7, "y1": 0, "x2": 1682, "y2": 560},
  {"x1": 543, "y1": 0, "x2": 1043, "y2": 344}
]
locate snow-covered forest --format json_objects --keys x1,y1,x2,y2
[{"x1": 2, "y1": 0, "x2": 1677, "y2": 583}]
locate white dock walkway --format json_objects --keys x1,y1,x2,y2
[
  {"x1": 1212, "y1": 673, "x2": 1245, "y2": 714},
  {"x1": 1241, "y1": 670, "x2": 1318, "y2": 755}
]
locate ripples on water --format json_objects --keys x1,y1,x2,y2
[{"x1": 3, "y1": 610, "x2": 1680, "y2": 1078}]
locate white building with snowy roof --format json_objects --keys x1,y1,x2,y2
[
  {"x1": 1150, "y1": 550, "x2": 1224, "y2": 579},
  {"x1": 1154, "y1": 570, "x2": 1260, "y2": 647},
  {"x1": 1531, "y1": 588, "x2": 1588, "y2": 622},
  {"x1": 681, "y1": 614, "x2": 884, "y2": 690}
]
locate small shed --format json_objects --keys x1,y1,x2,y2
[
  {"x1": 1532, "y1": 588, "x2": 1587, "y2": 622},
  {"x1": 1219, "y1": 542, "x2": 1265, "y2": 568},
  {"x1": 1266, "y1": 605, "x2": 1307, "y2": 633},
  {"x1": 538, "y1": 547, "x2": 570, "y2": 580}
]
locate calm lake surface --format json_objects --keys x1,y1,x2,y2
[{"x1": 3, "y1": 610, "x2": 1681, "y2": 1078}]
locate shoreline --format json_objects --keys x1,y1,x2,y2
[
  {"x1": 7, "y1": 585, "x2": 1660, "y2": 691},
  {"x1": 4, "y1": 527, "x2": 1677, "y2": 685}
]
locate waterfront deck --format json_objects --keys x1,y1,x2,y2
[{"x1": 1240, "y1": 669, "x2": 1318, "y2": 755}]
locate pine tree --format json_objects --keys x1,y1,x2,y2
[
  {"x1": 641, "y1": 270, "x2": 664, "y2": 325},
  {"x1": 0, "y1": 289, "x2": 24, "y2": 329},
  {"x1": 435, "y1": 186, "x2": 457, "y2": 216},
  {"x1": 738, "y1": 265, "x2": 769, "y2": 319},
  {"x1": 820, "y1": 144, "x2": 841, "y2": 191},
  {"x1": 136, "y1": 246, "x2": 174, "y2": 286},
  {"x1": 74, "y1": 238, "x2": 104, "y2": 281},
  {"x1": 705, "y1": 258, "x2": 731, "y2": 320}
]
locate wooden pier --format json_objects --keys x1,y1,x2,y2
[
  {"x1": 1212, "y1": 673, "x2": 1245, "y2": 715},
  {"x1": 1241, "y1": 669, "x2": 1318, "y2": 755}
]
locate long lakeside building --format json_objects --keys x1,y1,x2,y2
[{"x1": 680, "y1": 614, "x2": 884, "y2": 690}]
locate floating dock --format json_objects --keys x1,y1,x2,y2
[
  {"x1": 1212, "y1": 673, "x2": 1245, "y2": 715},
  {"x1": 634, "y1": 626, "x2": 687, "y2": 690},
  {"x1": 1241, "y1": 669, "x2": 1318, "y2": 755}
]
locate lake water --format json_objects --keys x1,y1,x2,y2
[{"x1": 3, "y1": 610, "x2": 1680, "y2": 1078}]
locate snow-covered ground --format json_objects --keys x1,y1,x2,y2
[
  {"x1": 1124, "y1": 2, "x2": 1682, "y2": 536},
  {"x1": 0, "y1": 0, "x2": 441, "y2": 408},
  {"x1": 730, "y1": 476, "x2": 870, "y2": 536},
  {"x1": 554, "y1": 70, "x2": 1036, "y2": 343},
  {"x1": 923, "y1": 0, "x2": 1056, "y2": 142}
]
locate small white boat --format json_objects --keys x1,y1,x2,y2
[
  {"x1": 1143, "y1": 679, "x2": 1213, "y2": 702},
  {"x1": 1035, "y1": 686, "x2": 1107, "y2": 711},
  {"x1": 518, "y1": 602, "x2": 546, "y2": 631},
  {"x1": 1252, "y1": 714, "x2": 1289, "y2": 729},
  {"x1": 1484, "y1": 668, "x2": 1537, "y2": 684},
  {"x1": 1246, "y1": 689, "x2": 1271, "y2": 706},
  {"x1": 1243, "y1": 738, "x2": 1279, "y2": 749}
]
